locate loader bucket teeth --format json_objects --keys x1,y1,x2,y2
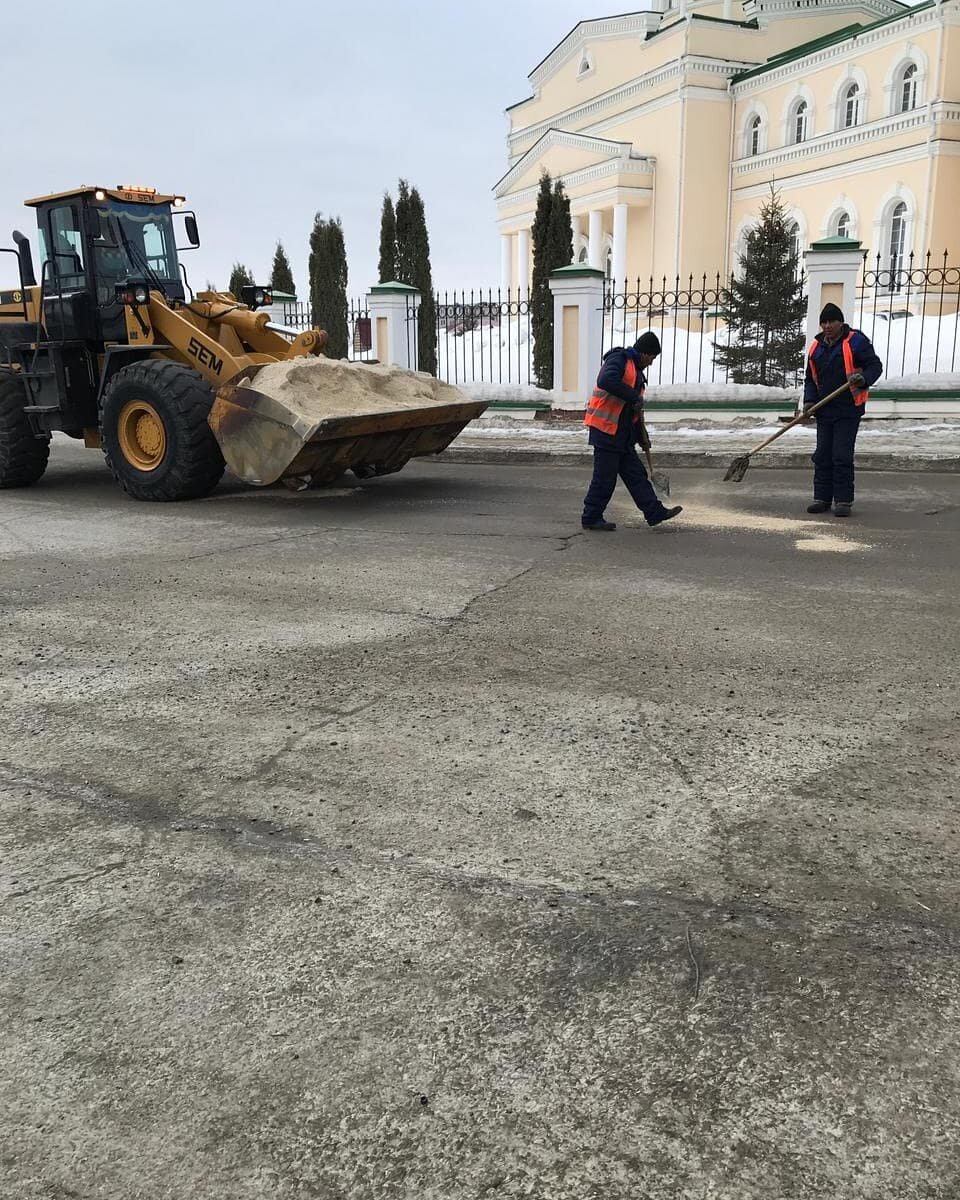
[{"x1": 207, "y1": 358, "x2": 487, "y2": 488}]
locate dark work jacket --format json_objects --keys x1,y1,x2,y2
[
  {"x1": 588, "y1": 347, "x2": 647, "y2": 450},
  {"x1": 803, "y1": 325, "x2": 883, "y2": 419}
]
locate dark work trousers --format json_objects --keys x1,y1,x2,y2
[
  {"x1": 812, "y1": 413, "x2": 863, "y2": 504},
  {"x1": 582, "y1": 445, "x2": 664, "y2": 525}
]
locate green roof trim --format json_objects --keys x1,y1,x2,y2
[
  {"x1": 732, "y1": 2, "x2": 933, "y2": 84},
  {"x1": 689, "y1": 12, "x2": 760, "y2": 28},
  {"x1": 809, "y1": 236, "x2": 864, "y2": 251},
  {"x1": 733, "y1": 23, "x2": 865, "y2": 82},
  {"x1": 369, "y1": 280, "x2": 418, "y2": 294},
  {"x1": 550, "y1": 265, "x2": 605, "y2": 279}
]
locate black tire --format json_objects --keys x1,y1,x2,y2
[
  {"x1": 0, "y1": 369, "x2": 50, "y2": 488},
  {"x1": 100, "y1": 360, "x2": 225, "y2": 501}
]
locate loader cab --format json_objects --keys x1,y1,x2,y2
[{"x1": 29, "y1": 187, "x2": 188, "y2": 345}]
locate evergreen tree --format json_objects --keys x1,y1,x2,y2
[
  {"x1": 407, "y1": 186, "x2": 436, "y2": 376},
  {"x1": 228, "y1": 262, "x2": 254, "y2": 298},
  {"x1": 308, "y1": 215, "x2": 349, "y2": 359},
  {"x1": 530, "y1": 174, "x2": 572, "y2": 389},
  {"x1": 378, "y1": 194, "x2": 397, "y2": 283},
  {"x1": 714, "y1": 186, "x2": 806, "y2": 386},
  {"x1": 394, "y1": 179, "x2": 414, "y2": 287},
  {"x1": 269, "y1": 241, "x2": 295, "y2": 295}
]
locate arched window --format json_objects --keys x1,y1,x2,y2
[
  {"x1": 836, "y1": 211, "x2": 851, "y2": 238},
  {"x1": 843, "y1": 83, "x2": 860, "y2": 128},
  {"x1": 749, "y1": 114, "x2": 762, "y2": 156},
  {"x1": 604, "y1": 246, "x2": 613, "y2": 280},
  {"x1": 793, "y1": 100, "x2": 808, "y2": 144},
  {"x1": 577, "y1": 246, "x2": 588, "y2": 264},
  {"x1": 900, "y1": 63, "x2": 918, "y2": 112},
  {"x1": 888, "y1": 201, "x2": 907, "y2": 272}
]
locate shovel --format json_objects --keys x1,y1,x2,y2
[
  {"x1": 639, "y1": 417, "x2": 670, "y2": 496},
  {"x1": 723, "y1": 382, "x2": 851, "y2": 483}
]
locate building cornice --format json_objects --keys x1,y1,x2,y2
[
  {"x1": 496, "y1": 155, "x2": 656, "y2": 213},
  {"x1": 733, "y1": 139, "x2": 931, "y2": 199},
  {"x1": 743, "y1": 0, "x2": 905, "y2": 19},
  {"x1": 733, "y1": 1, "x2": 952, "y2": 93},
  {"x1": 509, "y1": 54, "x2": 758, "y2": 156},
  {"x1": 732, "y1": 103, "x2": 954, "y2": 176},
  {"x1": 495, "y1": 128, "x2": 652, "y2": 198},
  {"x1": 528, "y1": 12, "x2": 664, "y2": 93}
]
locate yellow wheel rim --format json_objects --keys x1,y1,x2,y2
[{"x1": 117, "y1": 399, "x2": 167, "y2": 471}]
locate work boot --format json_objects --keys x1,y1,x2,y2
[
  {"x1": 648, "y1": 505, "x2": 682, "y2": 527},
  {"x1": 834, "y1": 502, "x2": 852, "y2": 517},
  {"x1": 582, "y1": 520, "x2": 616, "y2": 531},
  {"x1": 807, "y1": 500, "x2": 831, "y2": 514}
]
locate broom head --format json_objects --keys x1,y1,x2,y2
[{"x1": 723, "y1": 454, "x2": 751, "y2": 483}]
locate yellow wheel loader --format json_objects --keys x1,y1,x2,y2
[{"x1": 0, "y1": 185, "x2": 486, "y2": 500}]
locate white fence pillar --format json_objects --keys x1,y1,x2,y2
[
  {"x1": 367, "y1": 281, "x2": 420, "y2": 369},
  {"x1": 803, "y1": 237, "x2": 865, "y2": 343},
  {"x1": 548, "y1": 265, "x2": 606, "y2": 407}
]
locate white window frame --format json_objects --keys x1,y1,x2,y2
[{"x1": 843, "y1": 83, "x2": 860, "y2": 129}]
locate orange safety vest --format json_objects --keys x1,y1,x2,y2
[
  {"x1": 584, "y1": 357, "x2": 643, "y2": 436},
  {"x1": 808, "y1": 331, "x2": 869, "y2": 407}
]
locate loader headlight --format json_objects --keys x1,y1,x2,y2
[{"x1": 116, "y1": 280, "x2": 151, "y2": 306}]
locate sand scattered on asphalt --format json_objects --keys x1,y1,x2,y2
[
  {"x1": 676, "y1": 504, "x2": 872, "y2": 552},
  {"x1": 795, "y1": 533, "x2": 872, "y2": 553}
]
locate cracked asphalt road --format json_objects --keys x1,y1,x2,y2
[{"x1": 2, "y1": 442, "x2": 960, "y2": 1200}]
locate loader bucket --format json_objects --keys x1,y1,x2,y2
[{"x1": 207, "y1": 358, "x2": 488, "y2": 488}]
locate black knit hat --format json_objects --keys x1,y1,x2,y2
[
  {"x1": 633, "y1": 331, "x2": 661, "y2": 355},
  {"x1": 819, "y1": 302, "x2": 844, "y2": 323}
]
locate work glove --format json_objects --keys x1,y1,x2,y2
[{"x1": 847, "y1": 371, "x2": 866, "y2": 388}]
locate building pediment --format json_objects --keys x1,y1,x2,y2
[{"x1": 495, "y1": 129, "x2": 646, "y2": 198}]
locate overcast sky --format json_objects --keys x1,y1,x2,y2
[{"x1": 1, "y1": 0, "x2": 594, "y2": 297}]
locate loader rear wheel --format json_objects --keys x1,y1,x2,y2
[
  {"x1": 0, "y1": 369, "x2": 50, "y2": 488},
  {"x1": 101, "y1": 361, "x2": 225, "y2": 501}
]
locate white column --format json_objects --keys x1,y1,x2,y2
[
  {"x1": 611, "y1": 204, "x2": 628, "y2": 287},
  {"x1": 588, "y1": 210, "x2": 604, "y2": 271},
  {"x1": 570, "y1": 213, "x2": 584, "y2": 262},
  {"x1": 367, "y1": 283, "x2": 420, "y2": 370},
  {"x1": 516, "y1": 228, "x2": 531, "y2": 295},
  {"x1": 500, "y1": 235, "x2": 513, "y2": 292}
]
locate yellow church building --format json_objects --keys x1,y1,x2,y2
[{"x1": 496, "y1": 0, "x2": 959, "y2": 287}]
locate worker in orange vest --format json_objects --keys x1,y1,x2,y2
[
  {"x1": 581, "y1": 331, "x2": 682, "y2": 531},
  {"x1": 804, "y1": 303, "x2": 883, "y2": 517}
]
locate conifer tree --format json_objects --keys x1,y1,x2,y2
[
  {"x1": 531, "y1": 174, "x2": 573, "y2": 389},
  {"x1": 392, "y1": 180, "x2": 436, "y2": 374},
  {"x1": 308, "y1": 215, "x2": 349, "y2": 359},
  {"x1": 714, "y1": 186, "x2": 806, "y2": 386},
  {"x1": 228, "y1": 262, "x2": 254, "y2": 298},
  {"x1": 394, "y1": 179, "x2": 414, "y2": 288},
  {"x1": 378, "y1": 194, "x2": 397, "y2": 283},
  {"x1": 407, "y1": 186, "x2": 436, "y2": 376},
  {"x1": 269, "y1": 241, "x2": 295, "y2": 295}
]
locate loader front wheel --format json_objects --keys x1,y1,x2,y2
[
  {"x1": 0, "y1": 369, "x2": 50, "y2": 488},
  {"x1": 101, "y1": 361, "x2": 225, "y2": 501}
]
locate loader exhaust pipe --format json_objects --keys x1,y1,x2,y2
[{"x1": 12, "y1": 230, "x2": 36, "y2": 287}]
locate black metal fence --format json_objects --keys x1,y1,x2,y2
[
  {"x1": 602, "y1": 273, "x2": 807, "y2": 388},
  {"x1": 855, "y1": 250, "x2": 959, "y2": 379},
  {"x1": 281, "y1": 298, "x2": 375, "y2": 362},
  {"x1": 405, "y1": 288, "x2": 534, "y2": 386}
]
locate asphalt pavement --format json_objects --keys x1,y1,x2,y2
[{"x1": 2, "y1": 441, "x2": 959, "y2": 1200}]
